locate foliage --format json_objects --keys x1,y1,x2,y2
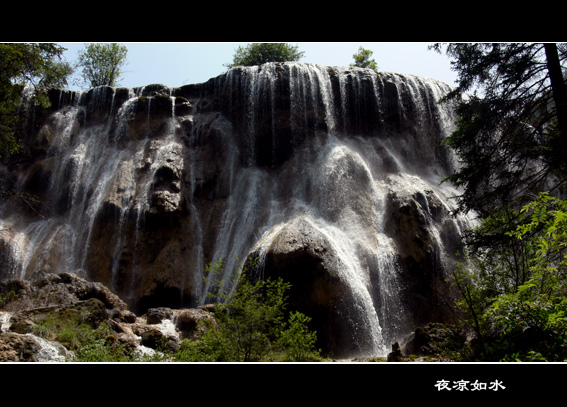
[
  {"x1": 277, "y1": 311, "x2": 319, "y2": 362},
  {"x1": 27, "y1": 304, "x2": 131, "y2": 362},
  {"x1": 70, "y1": 325, "x2": 173, "y2": 362},
  {"x1": 225, "y1": 43, "x2": 304, "y2": 68},
  {"x1": 0, "y1": 290, "x2": 18, "y2": 307},
  {"x1": 429, "y1": 43, "x2": 567, "y2": 361},
  {"x1": 449, "y1": 193, "x2": 567, "y2": 361},
  {"x1": 71, "y1": 337, "x2": 137, "y2": 362},
  {"x1": 75, "y1": 43, "x2": 128, "y2": 89},
  {"x1": 0, "y1": 43, "x2": 72, "y2": 156},
  {"x1": 208, "y1": 263, "x2": 290, "y2": 362},
  {"x1": 350, "y1": 46, "x2": 378, "y2": 71},
  {"x1": 173, "y1": 258, "x2": 323, "y2": 362},
  {"x1": 488, "y1": 193, "x2": 567, "y2": 358},
  {"x1": 432, "y1": 43, "x2": 567, "y2": 217}
]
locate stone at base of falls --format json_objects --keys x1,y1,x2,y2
[
  {"x1": 0, "y1": 272, "x2": 215, "y2": 361},
  {"x1": 249, "y1": 216, "x2": 376, "y2": 358},
  {"x1": 386, "y1": 342, "x2": 403, "y2": 362},
  {"x1": 384, "y1": 175, "x2": 464, "y2": 326},
  {"x1": 0, "y1": 272, "x2": 131, "y2": 316},
  {"x1": 400, "y1": 322, "x2": 468, "y2": 357},
  {"x1": 0, "y1": 331, "x2": 68, "y2": 362}
]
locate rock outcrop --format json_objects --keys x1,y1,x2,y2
[
  {"x1": 249, "y1": 216, "x2": 364, "y2": 355},
  {"x1": 0, "y1": 273, "x2": 214, "y2": 362}
]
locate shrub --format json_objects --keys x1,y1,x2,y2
[
  {"x1": 278, "y1": 311, "x2": 321, "y2": 362},
  {"x1": 449, "y1": 193, "x2": 567, "y2": 361},
  {"x1": 176, "y1": 257, "x2": 322, "y2": 362}
]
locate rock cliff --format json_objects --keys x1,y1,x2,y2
[{"x1": 0, "y1": 62, "x2": 475, "y2": 358}]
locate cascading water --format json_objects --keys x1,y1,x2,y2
[
  {"x1": 1, "y1": 85, "x2": 184, "y2": 293},
  {"x1": 0, "y1": 62, "x2": 475, "y2": 358},
  {"x1": 199, "y1": 63, "x2": 473, "y2": 357}
]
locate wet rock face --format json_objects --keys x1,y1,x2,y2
[
  {"x1": 384, "y1": 175, "x2": 465, "y2": 327},
  {"x1": 250, "y1": 216, "x2": 377, "y2": 357},
  {"x1": 1, "y1": 63, "x2": 475, "y2": 357}
]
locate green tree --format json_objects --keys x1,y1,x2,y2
[
  {"x1": 225, "y1": 43, "x2": 305, "y2": 68},
  {"x1": 278, "y1": 311, "x2": 319, "y2": 361},
  {"x1": 351, "y1": 46, "x2": 378, "y2": 71},
  {"x1": 179, "y1": 258, "x2": 321, "y2": 362},
  {"x1": 76, "y1": 43, "x2": 128, "y2": 89},
  {"x1": 0, "y1": 43, "x2": 72, "y2": 156},
  {"x1": 453, "y1": 193, "x2": 567, "y2": 361},
  {"x1": 212, "y1": 271, "x2": 289, "y2": 361},
  {"x1": 432, "y1": 43, "x2": 567, "y2": 218},
  {"x1": 431, "y1": 43, "x2": 567, "y2": 361},
  {"x1": 448, "y1": 209, "x2": 532, "y2": 360}
]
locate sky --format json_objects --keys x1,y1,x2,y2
[{"x1": 59, "y1": 42, "x2": 458, "y2": 91}]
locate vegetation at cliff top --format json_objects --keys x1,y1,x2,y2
[
  {"x1": 75, "y1": 43, "x2": 128, "y2": 89},
  {"x1": 224, "y1": 43, "x2": 305, "y2": 68},
  {"x1": 0, "y1": 42, "x2": 127, "y2": 158},
  {"x1": 350, "y1": 46, "x2": 378, "y2": 71}
]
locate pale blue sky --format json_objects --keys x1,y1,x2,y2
[{"x1": 59, "y1": 42, "x2": 458, "y2": 90}]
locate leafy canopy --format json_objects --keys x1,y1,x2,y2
[
  {"x1": 351, "y1": 46, "x2": 378, "y2": 71},
  {"x1": 0, "y1": 43, "x2": 72, "y2": 156},
  {"x1": 432, "y1": 43, "x2": 567, "y2": 361},
  {"x1": 225, "y1": 43, "x2": 304, "y2": 68},
  {"x1": 76, "y1": 43, "x2": 128, "y2": 89},
  {"x1": 451, "y1": 193, "x2": 567, "y2": 361}
]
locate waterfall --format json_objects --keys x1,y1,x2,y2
[{"x1": 0, "y1": 63, "x2": 475, "y2": 358}]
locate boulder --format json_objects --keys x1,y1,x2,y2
[
  {"x1": 387, "y1": 342, "x2": 403, "y2": 362},
  {"x1": 140, "y1": 329, "x2": 166, "y2": 349},
  {"x1": 0, "y1": 272, "x2": 129, "y2": 313},
  {"x1": 174, "y1": 308, "x2": 216, "y2": 340},
  {"x1": 384, "y1": 175, "x2": 458, "y2": 327},
  {"x1": 250, "y1": 216, "x2": 374, "y2": 357},
  {"x1": 401, "y1": 323, "x2": 467, "y2": 356},
  {"x1": 0, "y1": 332, "x2": 47, "y2": 362},
  {"x1": 146, "y1": 307, "x2": 173, "y2": 324},
  {"x1": 140, "y1": 328, "x2": 179, "y2": 352}
]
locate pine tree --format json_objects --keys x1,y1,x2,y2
[
  {"x1": 433, "y1": 43, "x2": 567, "y2": 217},
  {"x1": 351, "y1": 46, "x2": 378, "y2": 71}
]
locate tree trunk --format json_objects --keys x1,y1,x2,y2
[
  {"x1": 545, "y1": 45, "x2": 567, "y2": 135},
  {"x1": 544, "y1": 43, "x2": 567, "y2": 174}
]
